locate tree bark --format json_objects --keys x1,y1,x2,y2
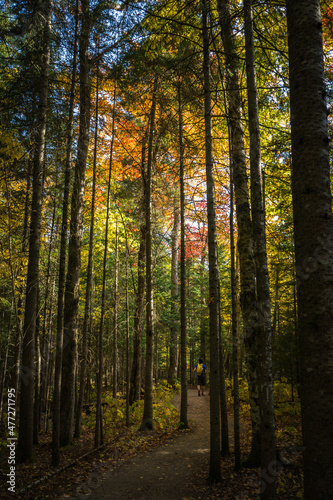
[
  {"x1": 286, "y1": 2, "x2": 333, "y2": 497},
  {"x1": 60, "y1": 0, "x2": 91, "y2": 447},
  {"x1": 244, "y1": 1, "x2": 276, "y2": 496},
  {"x1": 39, "y1": 194, "x2": 57, "y2": 434},
  {"x1": 129, "y1": 217, "x2": 146, "y2": 405},
  {"x1": 17, "y1": 0, "x2": 52, "y2": 463},
  {"x1": 140, "y1": 77, "x2": 158, "y2": 431},
  {"x1": 271, "y1": 265, "x2": 280, "y2": 345},
  {"x1": 12, "y1": 158, "x2": 32, "y2": 402},
  {"x1": 98, "y1": 71, "x2": 116, "y2": 404},
  {"x1": 167, "y1": 195, "x2": 180, "y2": 386},
  {"x1": 219, "y1": 319, "x2": 229, "y2": 458},
  {"x1": 0, "y1": 316, "x2": 11, "y2": 424},
  {"x1": 125, "y1": 241, "x2": 130, "y2": 427},
  {"x1": 199, "y1": 249, "x2": 207, "y2": 361},
  {"x1": 33, "y1": 286, "x2": 41, "y2": 445},
  {"x1": 217, "y1": 0, "x2": 260, "y2": 466},
  {"x1": 130, "y1": 133, "x2": 148, "y2": 406},
  {"x1": 113, "y1": 217, "x2": 119, "y2": 399},
  {"x1": 230, "y1": 152, "x2": 241, "y2": 469},
  {"x1": 51, "y1": 0, "x2": 79, "y2": 466},
  {"x1": 76, "y1": 58, "x2": 99, "y2": 440},
  {"x1": 178, "y1": 82, "x2": 188, "y2": 430},
  {"x1": 202, "y1": 1, "x2": 222, "y2": 483}
]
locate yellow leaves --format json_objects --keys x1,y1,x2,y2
[{"x1": 0, "y1": 129, "x2": 24, "y2": 162}]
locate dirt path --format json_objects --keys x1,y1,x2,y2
[{"x1": 85, "y1": 387, "x2": 215, "y2": 500}]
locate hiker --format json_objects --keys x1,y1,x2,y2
[{"x1": 194, "y1": 357, "x2": 207, "y2": 396}]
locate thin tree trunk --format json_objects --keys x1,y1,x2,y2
[
  {"x1": 217, "y1": 0, "x2": 260, "y2": 466},
  {"x1": 129, "y1": 216, "x2": 146, "y2": 405},
  {"x1": 244, "y1": 1, "x2": 276, "y2": 496},
  {"x1": 125, "y1": 242, "x2": 130, "y2": 427},
  {"x1": 113, "y1": 217, "x2": 119, "y2": 399},
  {"x1": 40, "y1": 194, "x2": 57, "y2": 432},
  {"x1": 286, "y1": 2, "x2": 333, "y2": 497},
  {"x1": 219, "y1": 318, "x2": 229, "y2": 458},
  {"x1": 34, "y1": 288, "x2": 41, "y2": 445},
  {"x1": 60, "y1": 0, "x2": 91, "y2": 447},
  {"x1": 154, "y1": 326, "x2": 158, "y2": 385},
  {"x1": 3, "y1": 166, "x2": 26, "y2": 414},
  {"x1": 202, "y1": 1, "x2": 221, "y2": 483},
  {"x1": 12, "y1": 159, "x2": 32, "y2": 404},
  {"x1": 214, "y1": 21, "x2": 231, "y2": 463},
  {"x1": 271, "y1": 266, "x2": 280, "y2": 345},
  {"x1": 95, "y1": 78, "x2": 116, "y2": 444},
  {"x1": 43, "y1": 277, "x2": 56, "y2": 433},
  {"x1": 199, "y1": 250, "x2": 207, "y2": 361},
  {"x1": 98, "y1": 71, "x2": 116, "y2": 407},
  {"x1": 129, "y1": 133, "x2": 148, "y2": 408},
  {"x1": 17, "y1": 0, "x2": 51, "y2": 463},
  {"x1": 235, "y1": 254, "x2": 243, "y2": 378},
  {"x1": 0, "y1": 316, "x2": 11, "y2": 423},
  {"x1": 140, "y1": 77, "x2": 158, "y2": 431},
  {"x1": 167, "y1": 196, "x2": 180, "y2": 386},
  {"x1": 178, "y1": 82, "x2": 188, "y2": 430},
  {"x1": 76, "y1": 58, "x2": 99, "y2": 440},
  {"x1": 51, "y1": 0, "x2": 79, "y2": 466},
  {"x1": 230, "y1": 149, "x2": 241, "y2": 469}
]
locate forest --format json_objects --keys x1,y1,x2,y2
[{"x1": 0, "y1": 0, "x2": 333, "y2": 498}]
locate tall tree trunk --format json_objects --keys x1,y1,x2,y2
[
  {"x1": 244, "y1": 1, "x2": 276, "y2": 496},
  {"x1": 199, "y1": 250, "x2": 207, "y2": 361},
  {"x1": 219, "y1": 318, "x2": 229, "y2": 458},
  {"x1": 17, "y1": 0, "x2": 51, "y2": 463},
  {"x1": 235, "y1": 254, "x2": 243, "y2": 378},
  {"x1": 140, "y1": 77, "x2": 158, "y2": 431},
  {"x1": 130, "y1": 134, "x2": 148, "y2": 407},
  {"x1": 40, "y1": 195, "x2": 57, "y2": 433},
  {"x1": 217, "y1": 0, "x2": 260, "y2": 466},
  {"x1": 154, "y1": 324, "x2": 159, "y2": 385},
  {"x1": 125, "y1": 241, "x2": 130, "y2": 427},
  {"x1": 12, "y1": 159, "x2": 32, "y2": 404},
  {"x1": 202, "y1": 1, "x2": 221, "y2": 483},
  {"x1": 43, "y1": 275, "x2": 56, "y2": 433},
  {"x1": 113, "y1": 217, "x2": 119, "y2": 399},
  {"x1": 167, "y1": 195, "x2": 180, "y2": 387},
  {"x1": 230, "y1": 162, "x2": 241, "y2": 469},
  {"x1": 129, "y1": 216, "x2": 146, "y2": 405},
  {"x1": 95, "y1": 294, "x2": 104, "y2": 447},
  {"x1": 286, "y1": 2, "x2": 333, "y2": 497},
  {"x1": 34, "y1": 285, "x2": 41, "y2": 445},
  {"x1": 98, "y1": 72, "x2": 116, "y2": 405},
  {"x1": 178, "y1": 82, "x2": 188, "y2": 430},
  {"x1": 271, "y1": 265, "x2": 280, "y2": 345},
  {"x1": 3, "y1": 167, "x2": 25, "y2": 415},
  {"x1": 60, "y1": 0, "x2": 91, "y2": 447},
  {"x1": 51, "y1": 0, "x2": 79, "y2": 466},
  {"x1": 0, "y1": 315, "x2": 11, "y2": 423},
  {"x1": 77, "y1": 59, "x2": 99, "y2": 440}
]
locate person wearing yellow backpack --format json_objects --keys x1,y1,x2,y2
[{"x1": 194, "y1": 357, "x2": 207, "y2": 396}]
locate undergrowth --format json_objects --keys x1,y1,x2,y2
[{"x1": 0, "y1": 380, "x2": 182, "y2": 499}]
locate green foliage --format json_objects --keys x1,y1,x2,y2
[{"x1": 81, "y1": 381, "x2": 180, "y2": 441}]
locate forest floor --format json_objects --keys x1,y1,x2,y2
[{"x1": 0, "y1": 384, "x2": 304, "y2": 499}]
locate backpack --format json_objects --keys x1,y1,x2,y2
[{"x1": 197, "y1": 363, "x2": 204, "y2": 376}]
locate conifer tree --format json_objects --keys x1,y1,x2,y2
[
  {"x1": 60, "y1": 0, "x2": 92, "y2": 447},
  {"x1": 17, "y1": 0, "x2": 52, "y2": 463},
  {"x1": 202, "y1": 0, "x2": 222, "y2": 483},
  {"x1": 286, "y1": 1, "x2": 333, "y2": 497}
]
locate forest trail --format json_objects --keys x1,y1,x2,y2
[{"x1": 86, "y1": 387, "x2": 230, "y2": 500}]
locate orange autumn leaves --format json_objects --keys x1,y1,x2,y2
[{"x1": 82, "y1": 73, "x2": 231, "y2": 263}]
